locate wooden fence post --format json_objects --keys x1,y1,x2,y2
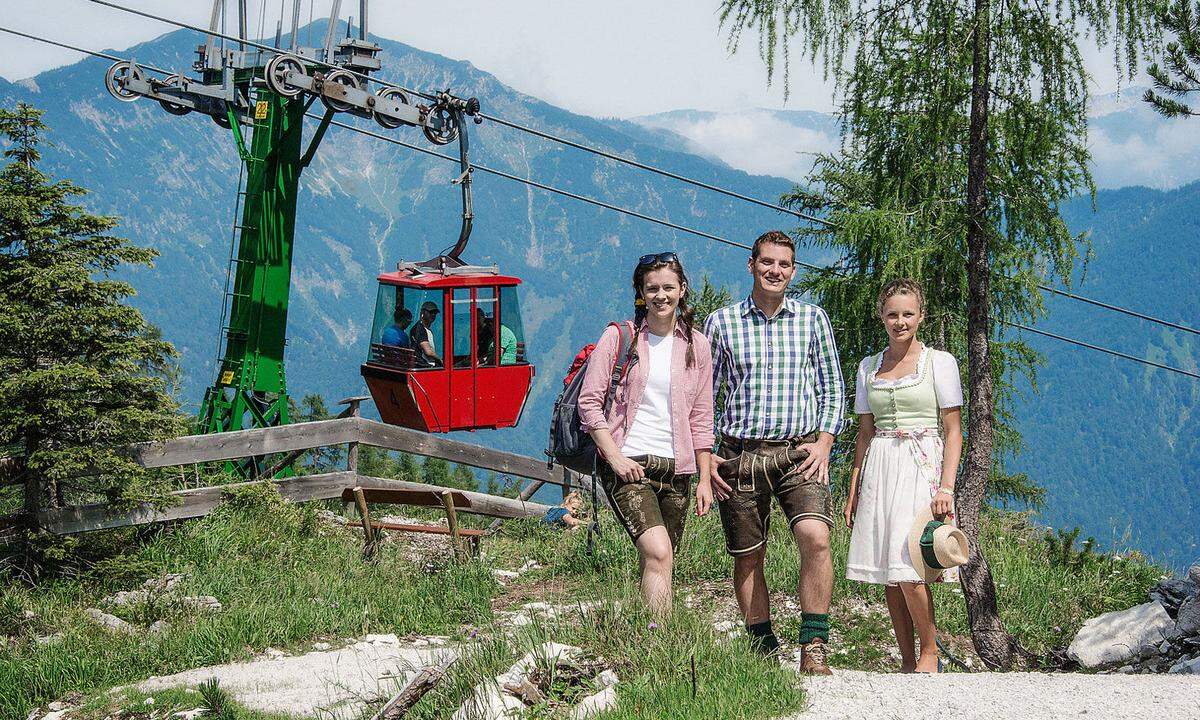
[{"x1": 339, "y1": 395, "x2": 369, "y2": 475}]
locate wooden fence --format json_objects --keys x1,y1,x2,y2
[{"x1": 20, "y1": 398, "x2": 586, "y2": 535}]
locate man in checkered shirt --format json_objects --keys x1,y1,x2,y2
[{"x1": 699, "y1": 230, "x2": 845, "y2": 674}]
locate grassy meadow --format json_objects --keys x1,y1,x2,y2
[{"x1": 0, "y1": 482, "x2": 1166, "y2": 720}]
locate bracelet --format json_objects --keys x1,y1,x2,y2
[{"x1": 935, "y1": 487, "x2": 954, "y2": 496}]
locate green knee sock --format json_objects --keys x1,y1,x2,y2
[{"x1": 799, "y1": 612, "x2": 830, "y2": 644}]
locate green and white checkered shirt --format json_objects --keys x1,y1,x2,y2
[{"x1": 703, "y1": 296, "x2": 845, "y2": 440}]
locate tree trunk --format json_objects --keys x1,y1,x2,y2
[{"x1": 959, "y1": 0, "x2": 1024, "y2": 670}]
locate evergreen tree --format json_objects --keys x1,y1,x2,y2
[
  {"x1": 485, "y1": 471, "x2": 499, "y2": 496},
  {"x1": 420, "y1": 457, "x2": 450, "y2": 488},
  {"x1": 1145, "y1": 0, "x2": 1200, "y2": 117},
  {"x1": 287, "y1": 393, "x2": 344, "y2": 473},
  {"x1": 719, "y1": 0, "x2": 1157, "y2": 667},
  {"x1": 448, "y1": 464, "x2": 477, "y2": 492},
  {"x1": 0, "y1": 103, "x2": 182, "y2": 516}
]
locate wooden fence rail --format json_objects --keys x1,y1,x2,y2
[{"x1": 19, "y1": 405, "x2": 577, "y2": 535}]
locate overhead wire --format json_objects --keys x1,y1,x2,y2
[
  {"x1": 3, "y1": 24, "x2": 1197, "y2": 381},
  {"x1": 69, "y1": 0, "x2": 1200, "y2": 338}
]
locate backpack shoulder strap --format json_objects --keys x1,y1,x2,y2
[{"x1": 602, "y1": 321, "x2": 636, "y2": 411}]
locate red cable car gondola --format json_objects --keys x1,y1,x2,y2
[
  {"x1": 361, "y1": 259, "x2": 534, "y2": 432},
  {"x1": 359, "y1": 94, "x2": 533, "y2": 432}
]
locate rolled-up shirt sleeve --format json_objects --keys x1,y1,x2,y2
[
  {"x1": 809, "y1": 306, "x2": 846, "y2": 436},
  {"x1": 577, "y1": 324, "x2": 620, "y2": 434},
  {"x1": 688, "y1": 333, "x2": 715, "y2": 451}
]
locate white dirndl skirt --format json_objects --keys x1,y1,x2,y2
[{"x1": 846, "y1": 427, "x2": 957, "y2": 585}]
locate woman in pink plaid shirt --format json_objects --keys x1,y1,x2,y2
[{"x1": 577, "y1": 252, "x2": 714, "y2": 615}]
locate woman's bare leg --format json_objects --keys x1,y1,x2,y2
[
  {"x1": 636, "y1": 526, "x2": 675, "y2": 615},
  {"x1": 884, "y1": 584, "x2": 917, "y2": 672},
  {"x1": 900, "y1": 582, "x2": 939, "y2": 672}
]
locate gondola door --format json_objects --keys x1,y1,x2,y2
[{"x1": 448, "y1": 287, "x2": 477, "y2": 428}]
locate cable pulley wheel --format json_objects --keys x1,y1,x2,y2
[
  {"x1": 265, "y1": 54, "x2": 306, "y2": 98},
  {"x1": 104, "y1": 61, "x2": 144, "y2": 103},
  {"x1": 373, "y1": 87, "x2": 411, "y2": 129},
  {"x1": 422, "y1": 105, "x2": 460, "y2": 146},
  {"x1": 157, "y1": 74, "x2": 191, "y2": 116},
  {"x1": 319, "y1": 69, "x2": 360, "y2": 113},
  {"x1": 212, "y1": 113, "x2": 232, "y2": 129}
]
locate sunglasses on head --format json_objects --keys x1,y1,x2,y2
[{"x1": 638, "y1": 251, "x2": 678, "y2": 266}]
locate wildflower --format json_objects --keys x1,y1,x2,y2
[{"x1": 648, "y1": 622, "x2": 659, "y2": 631}]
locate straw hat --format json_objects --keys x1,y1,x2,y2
[{"x1": 907, "y1": 504, "x2": 969, "y2": 582}]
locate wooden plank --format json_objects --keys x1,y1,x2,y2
[
  {"x1": 341, "y1": 486, "x2": 472, "y2": 509},
  {"x1": 371, "y1": 655, "x2": 457, "y2": 720},
  {"x1": 355, "y1": 521, "x2": 486, "y2": 538},
  {"x1": 355, "y1": 474, "x2": 552, "y2": 520},
  {"x1": 354, "y1": 419, "x2": 568, "y2": 485},
  {"x1": 352, "y1": 487, "x2": 377, "y2": 554},
  {"x1": 39, "y1": 471, "x2": 553, "y2": 535},
  {"x1": 129, "y1": 418, "x2": 361, "y2": 468},
  {"x1": 38, "y1": 471, "x2": 357, "y2": 535}
]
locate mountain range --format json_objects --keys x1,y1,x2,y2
[{"x1": 1, "y1": 26, "x2": 1196, "y2": 569}]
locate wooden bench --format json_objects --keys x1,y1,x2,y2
[{"x1": 343, "y1": 486, "x2": 484, "y2": 559}]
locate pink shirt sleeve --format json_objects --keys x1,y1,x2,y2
[
  {"x1": 689, "y1": 332, "x2": 715, "y2": 452},
  {"x1": 578, "y1": 324, "x2": 621, "y2": 433}
]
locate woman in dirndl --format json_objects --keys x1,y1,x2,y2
[{"x1": 844, "y1": 278, "x2": 963, "y2": 673}]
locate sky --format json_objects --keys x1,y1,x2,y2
[{"x1": 0, "y1": 0, "x2": 1141, "y2": 119}]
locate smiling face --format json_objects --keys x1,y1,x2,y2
[
  {"x1": 748, "y1": 242, "x2": 796, "y2": 298},
  {"x1": 639, "y1": 267, "x2": 685, "y2": 325},
  {"x1": 880, "y1": 291, "x2": 924, "y2": 344}
]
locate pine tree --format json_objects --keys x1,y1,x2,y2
[
  {"x1": 420, "y1": 457, "x2": 450, "y2": 488},
  {"x1": 718, "y1": 0, "x2": 1158, "y2": 668},
  {"x1": 1145, "y1": 0, "x2": 1200, "y2": 117},
  {"x1": 0, "y1": 103, "x2": 182, "y2": 517},
  {"x1": 448, "y1": 464, "x2": 477, "y2": 492}
]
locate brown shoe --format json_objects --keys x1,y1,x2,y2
[{"x1": 799, "y1": 638, "x2": 834, "y2": 675}]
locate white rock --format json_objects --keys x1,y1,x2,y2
[
  {"x1": 172, "y1": 709, "x2": 205, "y2": 720},
  {"x1": 144, "y1": 574, "x2": 186, "y2": 593},
  {"x1": 1169, "y1": 656, "x2": 1200, "y2": 674},
  {"x1": 46, "y1": 702, "x2": 67, "y2": 712},
  {"x1": 149, "y1": 620, "x2": 170, "y2": 634},
  {"x1": 41, "y1": 711, "x2": 68, "y2": 720},
  {"x1": 35, "y1": 633, "x2": 64, "y2": 646},
  {"x1": 84, "y1": 608, "x2": 136, "y2": 635},
  {"x1": 311, "y1": 642, "x2": 331, "y2": 651},
  {"x1": 492, "y1": 569, "x2": 519, "y2": 582},
  {"x1": 181, "y1": 596, "x2": 222, "y2": 612},
  {"x1": 451, "y1": 643, "x2": 581, "y2": 720},
  {"x1": 1068, "y1": 601, "x2": 1174, "y2": 668},
  {"x1": 25, "y1": 707, "x2": 40, "y2": 720},
  {"x1": 261, "y1": 647, "x2": 285, "y2": 660},
  {"x1": 596, "y1": 669, "x2": 619, "y2": 688},
  {"x1": 364, "y1": 634, "x2": 401, "y2": 645},
  {"x1": 571, "y1": 686, "x2": 617, "y2": 719},
  {"x1": 713, "y1": 620, "x2": 738, "y2": 633},
  {"x1": 105, "y1": 590, "x2": 150, "y2": 607}
]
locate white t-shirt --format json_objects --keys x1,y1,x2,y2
[{"x1": 621, "y1": 331, "x2": 675, "y2": 458}]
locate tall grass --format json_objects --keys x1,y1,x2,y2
[{"x1": 0, "y1": 486, "x2": 497, "y2": 720}]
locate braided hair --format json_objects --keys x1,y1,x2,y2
[
  {"x1": 632, "y1": 256, "x2": 696, "y2": 368},
  {"x1": 876, "y1": 277, "x2": 927, "y2": 318}
]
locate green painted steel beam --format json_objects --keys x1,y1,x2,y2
[{"x1": 199, "y1": 90, "x2": 307, "y2": 451}]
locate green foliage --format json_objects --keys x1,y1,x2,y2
[
  {"x1": 447, "y1": 464, "x2": 478, "y2": 492},
  {"x1": 286, "y1": 394, "x2": 345, "y2": 473},
  {"x1": 0, "y1": 492, "x2": 497, "y2": 718},
  {"x1": 1044, "y1": 526, "x2": 1098, "y2": 570},
  {"x1": 1145, "y1": 0, "x2": 1200, "y2": 117},
  {"x1": 718, "y1": 0, "x2": 1159, "y2": 507},
  {"x1": 198, "y1": 679, "x2": 235, "y2": 720},
  {"x1": 689, "y1": 275, "x2": 734, "y2": 326},
  {"x1": 420, "y1": 457, "x2": 451, "y2": 487},
  {"x1": 0, "y1": 103, "x2": 183, "y2": 523}
]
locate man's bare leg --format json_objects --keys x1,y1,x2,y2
[
  {"x1": 733, "y1": 547, "x2": 770, "y2": 623},
  {"x1": 792, "y1": 518, "x2": 832, "y2": 613}
]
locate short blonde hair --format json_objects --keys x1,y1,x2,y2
[{"x1": 876, "y1": 278, "x2": 926, "y2": 317}]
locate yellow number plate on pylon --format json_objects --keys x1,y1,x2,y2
[
  {"x1": 255, "y1": 100, "x2": 269, "y2": 119},
  {"x1": 220, "y1": 370, "x2": 235, "y2": 385}
]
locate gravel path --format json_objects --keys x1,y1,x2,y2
[
  {"x1": 784, "y1": 668, "x2": 1200, "y2": 720},
  {"x1": 132, "y1": 636, "x2": 455, "y2": 719}
]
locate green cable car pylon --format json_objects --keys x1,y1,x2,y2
[{"x1": 103, "y1": 0, "x2": 481, "y2": 472}]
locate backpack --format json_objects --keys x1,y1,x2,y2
[{"x1": 546, "y1": 321, "x2": 637, "y2": 474}]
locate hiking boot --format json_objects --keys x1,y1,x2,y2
[{"x1": 799, "y1": 638, "x2": 833, "y2": 675}]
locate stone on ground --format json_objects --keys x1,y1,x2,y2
[
  {"x1": 132, "y1": 636, "x2": 455, "y2": 719},
  {"x1": 1068, "y1": 600, "x2": 1173, "y2": 668}
]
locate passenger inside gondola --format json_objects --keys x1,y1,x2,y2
[
  {"x1": 381, "y1": 307, "x2": 413, "y2": 347},
  {"x1": 410, "y1": 300, "x2": 442, "y2": 367}
]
